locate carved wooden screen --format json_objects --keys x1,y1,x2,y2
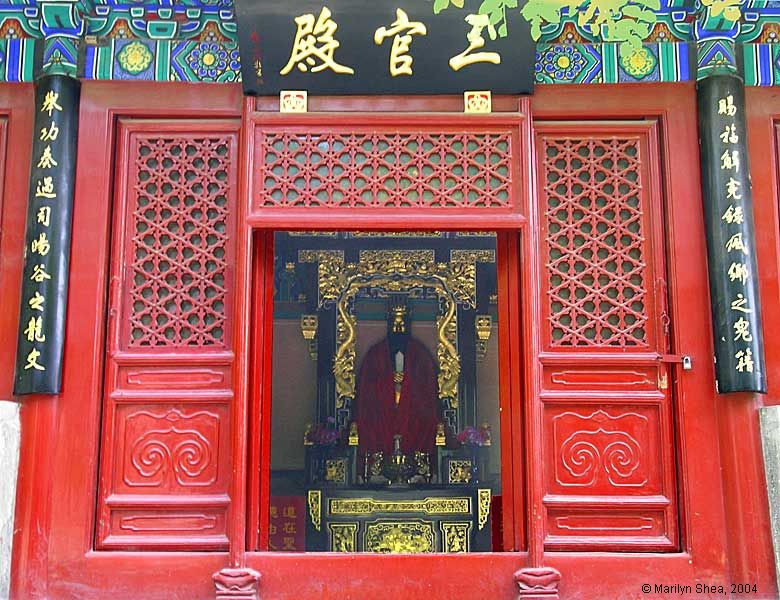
[
  {"x1": 249, "y1": 118, "x2": 526, "y2": 223},
  {"x1": 535, "y1": 122, "x2": 678, "y2": 551},
  {"x1": 96, "y1": 120, "x2": 239, "y2": 549}
]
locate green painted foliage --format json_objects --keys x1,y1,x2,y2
[{"x1": 429, "y1": 0, "x2": 659, "y2": 57}]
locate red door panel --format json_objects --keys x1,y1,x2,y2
[
  {"x1": 96, "y1": 119, "x2": 240, "y2": 550},
  {"x1": 534, "y1": 122, "x2": 678, "y2": 551}
]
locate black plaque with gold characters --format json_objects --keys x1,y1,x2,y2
[
  {"x1": 234, "y1": 0, "x2": 534, "y2": 96},
  {"x1": 697, "y1": 74, "x2": 767, "y2": 394},
  {"x1": 14, "y1": 75, "x2": 80, "y2": 395}
]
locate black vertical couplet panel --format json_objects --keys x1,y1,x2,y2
[
  {"x1": 697, "y1": 74, "x2": 767, "y2": 393},
  {"x1": 14, "y1": 75, "x2": 80, "y2": 395}
]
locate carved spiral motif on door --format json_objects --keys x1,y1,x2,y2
[
  {"x1": 124, "y1": 409, "x2": 219, "y2": 488},
  {"x1": 132, "y1": 435, "x2": 211, "y2": 480},
  {"x1": 554, "y1": 410, "x2": 648, "y2": 488},
  {"x1": 561, "y1": 432, "x2": 641, "y2": 484}
]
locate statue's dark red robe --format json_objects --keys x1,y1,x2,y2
[{"x1": 354, "y1": 337, "x2": 439, "y2": 461}]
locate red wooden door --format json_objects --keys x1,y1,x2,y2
[
  {"x1": 533, "y1": 122, "x2": 678, "y2": 551},
  {"x1": 96, "y1": 118, "x2": 241, "y2": 549}
]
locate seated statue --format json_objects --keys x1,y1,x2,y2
[{"x1": 354, "y1": 302, "x2": 439, "y2": 465}]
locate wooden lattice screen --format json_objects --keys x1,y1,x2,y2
[{"x1": 96, "y1": 121, "x2": 239, "y2": 549}]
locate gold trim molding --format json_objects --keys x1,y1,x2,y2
[
  {"x1": 450, "y1": 249, "x2": 495, "y2": 263},
  {"x1": 308, "y1": 490, "x2": 322, "y2": 531},
  {"x1": 464, "y1": 91, "x2": 492, "y2": 114},
  {"x1": 441, "y1": 521, "x2": 471, "y2": 552},
  {"x1": 475, "y1": 314, "x2": 492, "y2": 361},
  {"x1": 365, "y1": 521, "x2": 435, "y2": 554},
  {"x1": 329, "y1": 523, "x2": 358, "y2": 552},
  {"x1": 478, "y1": 488, "x2": 491, "y2": 531},
  {"x1": 329, "y1": 496, "x2": 471, "y2": 516},
  {"x1": 300, "y1": 314, "x2": 318, "y2": 360}
]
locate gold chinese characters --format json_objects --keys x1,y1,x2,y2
[
  {"x1": 280, "y1": 6, "x2": 503, "y2": 78},
  {"x1": 374, "y1": 9, "x2": 427, "y2": 77},
  {"x1": 717, "y1": 93, "x2": 755, "y2": 375},
  {"x1": 20, "y1": 86, "x2": 67, "y2": 375}
]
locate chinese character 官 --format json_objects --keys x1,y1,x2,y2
[
  {"x1": 41, "y1": 90, "x2": 62, "y2": 117},
  {"x1": 24, "y1": 316, "x2": 46, "y2": 343},
  {"x1": 37, "y1": 146, "x2": 58, "y2": 169},
  {"x1": 374, "y1": 9, "x2": 428, "y2": 77},
  {"x1": 24, "y1": 347, "x2": 45, "y2": 371},
  {"x1": 449, "y1": 13, "x2": 501, "y2": 72},
  {"x1": 280, "y1": 7, "x2": 354, "y2": 76}
]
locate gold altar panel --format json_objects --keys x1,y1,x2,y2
[
  {"x1": 364, "y1": 521, "x2": 436, "y2": 554},
  {"x1": 329, "y1": 497, "x2": 471, "y2": 516},
  {"x1": 441, "y1": 522, "x2": 471, "y2": 552},
  {"x1": 329, "y1": 523, "x2": 358, "y2": 552}
]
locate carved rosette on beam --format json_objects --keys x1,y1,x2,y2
[
  {"x1": 14, "y1": 74, "x2": 80, "y2": 395},
  {"x1": 697, "y1": 75, "x2": 767, "y2": 393}
]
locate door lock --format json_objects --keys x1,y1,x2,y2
[{"x1": 660, "y1": 354, "x2": 693, "y2": 370}]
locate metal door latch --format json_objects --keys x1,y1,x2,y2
[{"x1": 661, "y1": 354, "x2": 693, "y2": 370}]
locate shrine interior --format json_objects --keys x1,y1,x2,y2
[{"x1": 269, "y1": 231, "x2": 502, "y2": 553}]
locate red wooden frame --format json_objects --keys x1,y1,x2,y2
[
  {"x1": 4, "y1": 82, "x2": 775, "y2": 599},
  {"x1": 246, "y1": 229, "x2": 526, "y2": 555},
  {"x1": 0, "y1": 84, "x2": 33, "y2": 402}
]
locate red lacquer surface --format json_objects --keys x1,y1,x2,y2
[{"x1": 2, "y1": 83, "x2": 774, "y2": 599}]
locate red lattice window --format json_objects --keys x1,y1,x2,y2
[
  {"x1": 541, "y1": 136, "x2": 650, "y2": 348},
  {"x1": 257, "y1": 131, "x2": 513, "y2": 208},
  {"x1": 125, "y1": 136, "x2": 235, "y2": 348}
]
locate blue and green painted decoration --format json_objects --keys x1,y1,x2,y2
[{"x1": 0, "y1": 0, "x2": 779, "y2": 85}]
